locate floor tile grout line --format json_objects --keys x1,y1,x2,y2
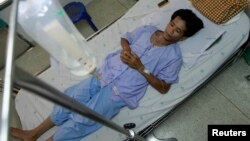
[
  {"x1": 116, "y1": 0, "x2": 133, "y2": 10},
  {"x1": 210, "y1": 83, "x2": 250, "y2": 121}
]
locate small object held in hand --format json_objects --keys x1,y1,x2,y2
[
  {"x1": 123, "y1": 123, "x2": 136, "y2": 129},
  {"x1": 158, "y1": 0, "x2": 169, "y2": 8}
]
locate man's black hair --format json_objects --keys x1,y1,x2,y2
[{"x1": 171, "y1": 9, "x2": 204, "y2": 37}]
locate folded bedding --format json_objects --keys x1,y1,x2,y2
[{"x1": 191, "y1": 0, "x2": 249, "y2": 24}]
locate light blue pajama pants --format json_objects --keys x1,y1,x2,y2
[{"x1": 50, "y1": 76, "x2": 125, "y2": 141}]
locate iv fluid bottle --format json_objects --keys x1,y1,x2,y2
[{"x1": 18, "y1": 0, "x2": 96, "y2": 76}]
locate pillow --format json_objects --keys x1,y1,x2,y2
[
  {"x1": 141, "y1": 0, "x2": 225, "y2": 69},
  {"x1": 191, "y1": 0, "x2": 249, "y2": 24}
]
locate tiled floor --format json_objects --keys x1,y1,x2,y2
[
  {"x1": 0, "y1": 0, "x2": 250, "y2": 141},
  {"x1": 75, "y1": 0, "x2": 137, "y2": 38}
]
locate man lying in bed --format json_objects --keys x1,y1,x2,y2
[{"x1": 11, "y1": 9, "x2": 203, "y2": 141}]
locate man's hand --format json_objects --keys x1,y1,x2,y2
[
  {"x1": 120, "y1": 50, "x2": 171, "y2": 94},
  {"x1": 120, "y1": 51, "x2": 143, "y2": 70}
]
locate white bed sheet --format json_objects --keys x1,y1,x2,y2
[{"x1": 15, "y1": 0, "x2": 250, "y2": 140}]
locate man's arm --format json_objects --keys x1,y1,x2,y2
[
  {"x1": 138, "y1": 65, "x2": 171, "y2": 94},
  {"x1": 120, "y1": 51, "x2": 171, "y2": 94}
]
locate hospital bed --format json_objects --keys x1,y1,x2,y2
[{"x1": 14, "y1": 0, "x2": 250, "y2": 140}]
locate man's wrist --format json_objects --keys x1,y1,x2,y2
[
  {"x1": 138, "y1": 66, "x2": 144, "y2": 72},
  {"x1": 139, "y1": 66, "x2": 150, "y2": 75}
]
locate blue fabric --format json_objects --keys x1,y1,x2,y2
[
  {"x1": 98, "y1": 25, "x2": 183, "y2": 109},
  {"x1": 51, "y1": 76, "x2": 125, "y2": 141}
]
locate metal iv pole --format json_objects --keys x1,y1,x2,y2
[{"x1": 0, "y1": 0, "x2": 18, "y2": 141}]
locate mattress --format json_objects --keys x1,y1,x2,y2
[{"x1": 15, "y1": 0, "x2": 250, "y2": 140}]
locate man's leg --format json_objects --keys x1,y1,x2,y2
[
  {"x1": 52, "y1": 83, "x2": 125, "y2": 141},
  {"x1": 10, "y1": 76, "x2": 97, "y2": 141},
  {"x1": 52, "y1": 101, "x2": 125, "y2": 141},
  {"x1": 11, "y1": 116, "x2": 54, "y2": 141},
  {"x1": 11, "y1": 89, "x2": 75, "y2": 141}
]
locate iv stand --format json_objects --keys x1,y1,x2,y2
[{"x1": 0, "y1": 0, "x2": 18, "y2": 141}]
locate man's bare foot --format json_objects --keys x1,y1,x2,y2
[{"x1": 11, "y1": 127, "x2": 36, "y2": 141}]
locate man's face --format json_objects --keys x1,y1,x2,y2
[{"x1": 164, "y1": 16, "x2": 187, "y2": 43}]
